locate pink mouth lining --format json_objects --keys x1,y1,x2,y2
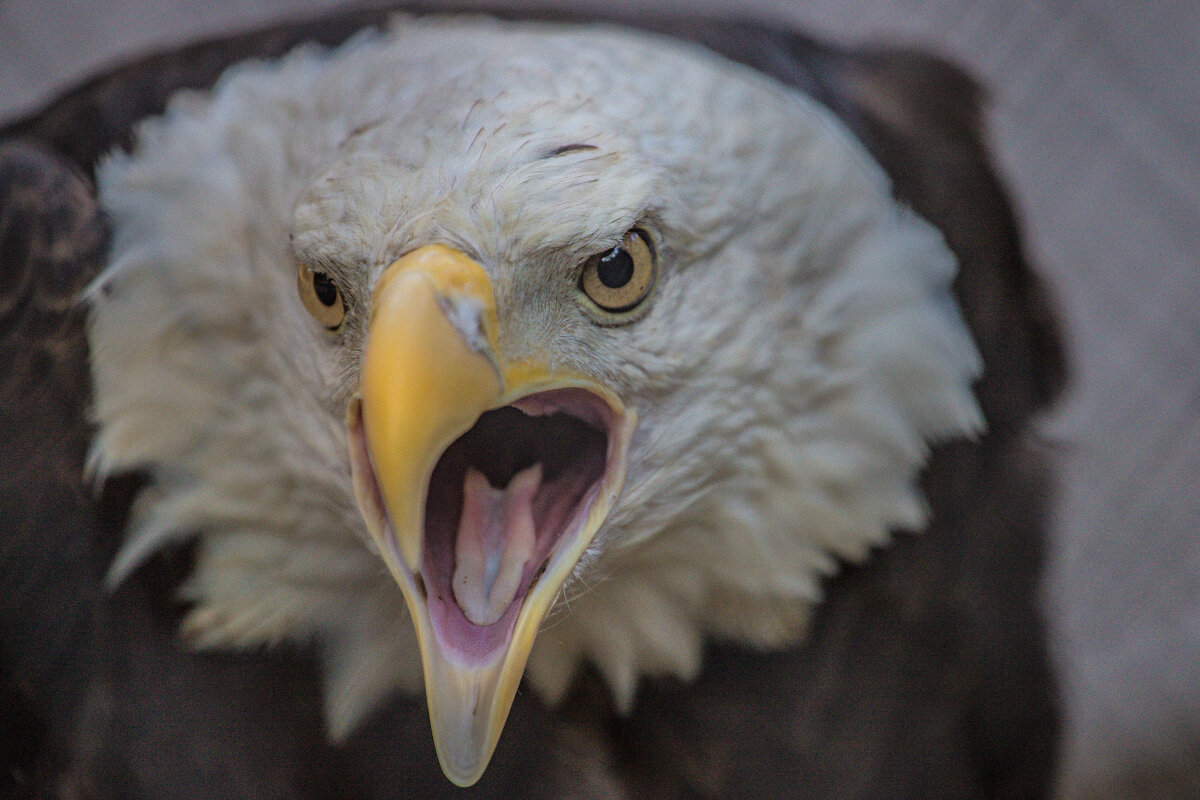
[{"x1": 419, "y1": 389, "x2": 615, "y2": 664}]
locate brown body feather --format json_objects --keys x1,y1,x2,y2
[{"x1": 1, "y1": 6, "x2": 1061, "y2": 798}]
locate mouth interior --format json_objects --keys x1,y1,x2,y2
[{"x1": 421, "y1": 389, "x2": 610, "y2": 663}]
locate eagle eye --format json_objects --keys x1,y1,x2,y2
[
  {"x1": 579, "y1": 229, "x2": 656, "y2": 314},
  {"x1": 297, "y1": 263, "x2": 346, "y2": 330}
]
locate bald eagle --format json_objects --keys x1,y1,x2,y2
[{"x1": 1, "y1": 5, "x2": 1063, "y2": 798}]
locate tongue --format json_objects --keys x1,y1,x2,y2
[{"x1": 452, "y1": 463, "x2": 542, "y2": 626}]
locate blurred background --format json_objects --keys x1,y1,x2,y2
[{"x1": 2, "y1": 1, "x2": 1197, "y2": 797}]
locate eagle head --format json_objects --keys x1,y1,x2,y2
[{"x1": 87, "y1": 16, "x2": 981, "y2": 786}]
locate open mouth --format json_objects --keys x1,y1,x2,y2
[
  {"x1": 345, "y1": 244, "x2": 638, "y2": 784},
  {"x1": 350, "y1": 387, "x2": 620, "y2": 665},
  {"x1": 423, "y1": 389, "x2": 612, "y2": 662}
]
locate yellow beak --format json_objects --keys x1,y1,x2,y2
[{"x1": 346, "y1": 245, "x2": 633, "y2": 786}]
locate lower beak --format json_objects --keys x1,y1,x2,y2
[{"x1": 347, "y1": 245, "x2": 632, "y2": 786}]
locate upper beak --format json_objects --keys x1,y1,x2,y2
[{"x1": 346, "y1": 245, "x2": 632, "y2": 786}]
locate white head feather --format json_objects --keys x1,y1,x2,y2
[{"x1": 88, "y1": 15, "x2": 982, "y2": 734}]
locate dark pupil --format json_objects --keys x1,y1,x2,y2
[
  {"x1": 597, "y1": 248, "x2": 634, "y2": 289},
  {"x1": 312, "y1": 272, "x2": 339, "y2": 306}
]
